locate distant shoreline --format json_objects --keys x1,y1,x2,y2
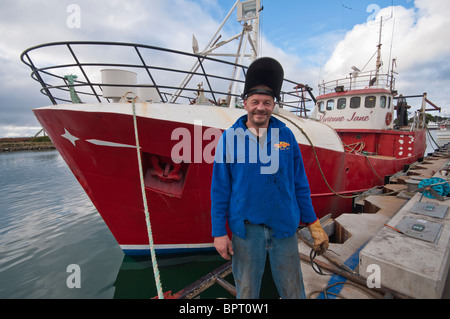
[{"x1": 0, "y1": 137, "x2": 56, "y2": 153}]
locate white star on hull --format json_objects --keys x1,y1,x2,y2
[{"x1": 61, "y1": 129, "x2": 79, "y2": 146}]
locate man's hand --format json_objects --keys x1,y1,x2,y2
[
  {"x1": 214, "y1": 235, "x2": 233, "y2": 260},
  {"x1": 307, "y1": 220, "x2": 329, "y2": 255}
]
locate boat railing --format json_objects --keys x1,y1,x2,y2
[
  {"x1": 318, "y1": 69, "x2": 395, "y2": 95},
  {"x1": 21, "y1": 41, "x2": 314, "y2": 114}
]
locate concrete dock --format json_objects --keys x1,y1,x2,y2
[
  {"x1": 298, "y1": 154, "x2": 450, "y2": 299},
  {"x1": 173, "y1": 150, "x2": 450, "y2": 299}
]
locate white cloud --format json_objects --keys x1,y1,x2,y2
[
  {"x1": 0, "y1": 126, "x2": 42, "y2": 138},
  {"x1": 322, "y1": 0, "x2": 450, "y2": 113},
  {"x1": 0, "y1": 0, "x2": 233, "y2": 137}
]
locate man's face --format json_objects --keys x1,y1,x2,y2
[{"x1": 244, "y1": 93, "x2": 276, "y2": 129}]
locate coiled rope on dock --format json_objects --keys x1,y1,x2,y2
[{"x1": 131, "y1": 97, "x2": 164, "y2": 299}]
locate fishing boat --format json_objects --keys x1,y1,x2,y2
[
  {"x1": 428, "y1": 122, "x2": 439, "y2": 130},
  {"x1": 21, "y1": 1, "x2": 439, "y2": 255},
  {"x1": 310, "y1": 16, "x2": 441, "y2": 198}
]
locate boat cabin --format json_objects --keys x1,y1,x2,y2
[
  {"x1": 312, "y1": 88, "x2": 395, "y2": 131},
  {"x1": 309, "y1": 71, "x2": 426, "y2": 159}
]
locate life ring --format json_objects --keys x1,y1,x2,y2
[{"x1": 385, "y1": 112, "x2": 393, "y2": 125}]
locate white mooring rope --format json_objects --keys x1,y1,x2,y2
[{"x1": 131, "y1": 98, "x2": 164, "y2": 299}]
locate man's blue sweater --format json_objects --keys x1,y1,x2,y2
[{"x1": 210, "y1": 115, "x2": 318, "y2": 239}]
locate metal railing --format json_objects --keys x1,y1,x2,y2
[
  {"x1": 21, "y1": 41, "x2": 314, "y2": 113},
  {"x1": 318, "y1": 70, "x2": 396, "y2": 95}
]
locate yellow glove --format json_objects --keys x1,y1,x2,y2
[{"x1": 307, "y1": 219, "x2": 329, "y2": 255}]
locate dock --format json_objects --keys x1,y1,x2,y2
[
  {"x1": 169, "y1": 147, "x2": 450, "y2": 299},
  {"x1": 0, "y1": 137, "x2": 55, "y2": 153},
  {"x1": 300, "y1": 151, "x2": 450, "y2": 299},
  {"x1": 359, "y1": 159, "x2": 450, "y2": 299}
]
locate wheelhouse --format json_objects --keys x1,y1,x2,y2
[{"x1": 313, "y1": 89, "x2": 395, "y2": 130}]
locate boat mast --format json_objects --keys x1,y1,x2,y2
[
  {"x1": 168, "y1": 0, "x2": 261, "y2": 106},
  {"x1": 229, "y1": 0, "x2": 261, "y2": 107},
  {"x1": 374, "y1": 16, "x2": 383, "y2": 86},
  {"x1": 250, "y1": 0, "x2": 260, "y2": 60}
]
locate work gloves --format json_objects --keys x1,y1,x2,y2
[{"x1": 307, "y1": 219, "x2": 329, "y2": 255}]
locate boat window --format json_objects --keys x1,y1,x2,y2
[
  {"x1": 365, "y1": 96, "x2": 376, "y2": 108},
  {"x1": 388, "y1": 97, "x2": 391, "y2": 109},
  {"x1": 337, "y1": 98, "x2": 346, "y2": 110},
  {"x1": 350, "y1": 97, "x2": 361, "y2": 109},
  {"x1": 380, "y1": 96, "x2": 387, "y2": 108},
  {"x1": 326, "y1": 99, "x2": 334, "y2": 111},
  {"x1": 317, "y1": 101, "x2": 324, "y2": 112}
]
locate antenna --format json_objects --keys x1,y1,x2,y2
[
  {"x1": 374, "y1": 16, "x2": 383, "y2": 84},
  {"x1": 192, "y1": 35, "x2": 199, "y2": 54},
  {"x1": 169, "y1": 0, "x2": 263, "y2": 106}
]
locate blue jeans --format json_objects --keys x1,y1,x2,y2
[{"x1": 231, "y1": 222, "x2": 306, "y2": 299}]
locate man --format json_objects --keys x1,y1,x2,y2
[
  {"x1": 395, "y1": 94, "x2": 410, "y2": 127},
  {"x1": 210, "y1": 57, "x2": 329, "y2": 299}
]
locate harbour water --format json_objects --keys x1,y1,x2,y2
[
  {"x1": 0, "y1": 130, "x2": 447, "y2": 299},
  {"x1": 0, "y1": 150, "x2": 276, "y2": 299}
]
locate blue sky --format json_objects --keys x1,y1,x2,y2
[
  {"x1": 0, "y1": 0, "x2": 448, "y2": 137},
  {"x1": 262, "y1": 0, "x2": 412, "y2": 56},
  {"x1": 262, "y1": 1, "x2": 409, "y2": 42}
]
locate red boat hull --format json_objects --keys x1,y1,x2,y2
[{"x1": 33, "y1": 106, "x2": 426, "y2": 255}]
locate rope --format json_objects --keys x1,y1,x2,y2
[
  {"x1": 309, "y1": 249, "x2": 334, "y2": 276},
  {"x1": 342, "y1": 141, "x2": 386, "y2": 182},
  {"x1": 306, "y1": 248, "x2": 384, "y2": 299},
  {"x1": 361, "y1": 152, "x2": 384, "y2": 181},
  {"x1": 343, "y1": 141, "x2": 365, "y2": 153},
  {"x1": 275, "y1": 114, "x2": 395, "y2": 199},
  {"x1": 276, "y1": 113, "x2": 401, "y2": 200},
  {"x1": 275, "y1": 114, "x2": 365, "y2": 199},
  {"x1": 308, "y1": 281, "x2": 381, "y2": 299},
  {"x1": 306, "y1": 248, "x2": 383, "y2": 299},
  {"x1": 131, "y1": 98, "x2": 164, "y2": 299},
  {"x1": 426, "y1": 127, "x2": 440, "y2": 150}
]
